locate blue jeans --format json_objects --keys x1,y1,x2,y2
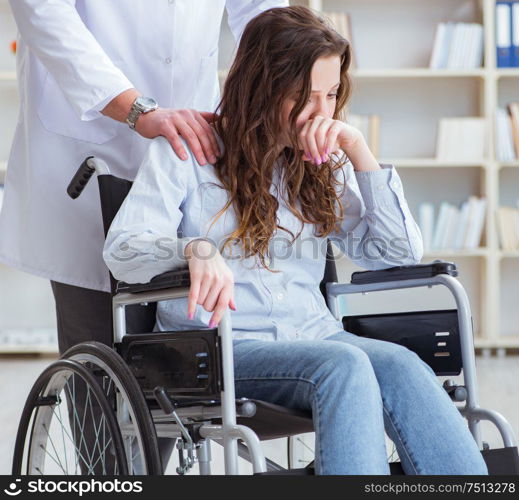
[{"x1": 233, "y1": 330, "x2": 489, "y2": 475}]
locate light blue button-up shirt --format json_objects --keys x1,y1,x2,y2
[{"x1": 103, "y1": 134, "x2": 423, "y2": 341}]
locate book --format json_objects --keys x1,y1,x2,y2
[
  {"x1": 497, "y1": 1, "x2": 513, "y2": 67},
  {"x1": 513, "y1": 2, "x2": 519, "y2": 67},
  {"x1": 442, "y1": 204, "x2": 460, "y2": 249},
  {"x1": 429, "y1": 22, "x2": 483, "y2": 69},
  {"x1": 465, "y1": 197, "x2": 487, "y2": 249},
  {"x1": 497, "y1": 206, "x2": 519, "y2": 250},
  {"x1": 436, "y1": 117, "x2": 487, "y2": 162},
  {"x1": 508, "y1": 102, "x2": 519, "y2": 158},
  {"x1": 432, "y1": 201, "x2": 451, "y2": 250},
  {"x1": 418, "y1": 203, "x2": 435, "y2": 252},
  {"x1": 496, "y1": 107, "x2": 517, "y2": 161},
  {"x1": 453, "y1": 200, "x2": 471, "y2": 249}
]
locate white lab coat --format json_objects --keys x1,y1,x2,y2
[{"x1": 0, "y1": 0, "x2": 287, "y2": 292}]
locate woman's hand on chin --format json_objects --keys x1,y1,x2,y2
[
  {"x1": 298, "y1": 116, "x2": 364, "y2": 165},
  {"x1": 184, "y1": 239, "x2": 237, "y2": 328}
]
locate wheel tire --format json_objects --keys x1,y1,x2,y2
[
  {"x1": 61, "y1": 341, "x2": 163, "y2": 475},
  {"x1": 13, "y1": 359, "x2": 129, "y2": 475}
]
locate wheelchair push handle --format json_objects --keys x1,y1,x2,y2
[{"x1": 67, "y1": 156, "x2": 111, "y2": 199}]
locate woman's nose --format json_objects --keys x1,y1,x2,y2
[{"x1": 312, "y1": 100, "x2": 332, "y2": 119}]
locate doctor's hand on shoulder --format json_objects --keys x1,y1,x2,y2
[{"x1": 102, "y1": 88, "x2": 221, "y2": 166}]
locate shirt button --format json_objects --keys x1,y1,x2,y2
[
  {"x1": 377, "y1": 185, "x2": 384, "y2": 191},
  {"x1": 295, "y1": 331, "x2": 300, "y2": 339},
  {"x1": 165, "y1": 57, "x2": 172, "y2": 64},
  {"x1": 391, "y1": 181, "x2": 399, "y2": 189},
  {"x1": 277, "y1": 292, "x2": 284, "y2": 300}
]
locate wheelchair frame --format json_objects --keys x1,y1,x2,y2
[{"x1": 18, "y1": 155, "x2": 515, "y2": 476}]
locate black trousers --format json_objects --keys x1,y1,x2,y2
[{"x1": 50, "y1": 280, "x2": 175, "y2": 473}]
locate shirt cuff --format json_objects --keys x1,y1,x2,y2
[
  {"x1": 354, "y1": 163, "x2": 399, "y2": 210},
  {"x1": 81, "y1": 81, "x2": 135, "y2": 121}
]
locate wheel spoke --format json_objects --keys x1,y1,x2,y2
[
  {"x1": 40, "y1": 422, "x2": 67, "y2": 474},
  {"x1": 51, "y1": 401, "x2": 97, "y2": 474}
]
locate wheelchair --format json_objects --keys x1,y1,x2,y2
[{"x1": 12, "y1": 156, "x2": 519, "y2": 476}]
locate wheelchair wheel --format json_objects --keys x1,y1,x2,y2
[
  {"x1": 13, "y1": 359, "x2": 128, "y2": 475},
  {"x1": 61, "y1": 341, "x2": 163, "y2": 475}
]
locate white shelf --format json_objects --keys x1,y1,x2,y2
[
  {"x1": 475, "y1": 336, "x2": 519, "y2": 349},
  {"x1": 498, "y1": 161, "x2": 519, "y2": 169},
  {"x1": 351, "y1": 68, "x2": 486, "y2": 79},
  {"x1": 381, "y1": 158, "x2": 488, "y2": 168},
  {"x1": 1, "y1": 0, "x2": 519, "y2": 351},
  {"x1": 499, "y1": 251, "x2": 519, "y2": 259},
  {"x1": 0, "y1": 344, "x2": 58, "y2": 354},
  {"x1": 496, "y1": 69, "x2": 519, "y2": 79},
  {"x1": 0, "y1": 71, "x2": 16, "y2": 82},
  {"x1": 423, "y1": 248, "x2": 490, "y2": 258}
]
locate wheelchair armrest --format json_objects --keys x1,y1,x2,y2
[
  {"x1": 116, "y1": 266, "x2": 191, "y2": 294},
  {"x1": 350, "y1": 260, "x2": 458, "y2": 285}
]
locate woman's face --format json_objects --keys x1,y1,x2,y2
[{"x1": 279, "y1": 54, "x2": 341, "y2": 148}]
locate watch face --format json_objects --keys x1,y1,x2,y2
[{"x1": 136, "y1": 96, "x2": 158, "y2": 111}]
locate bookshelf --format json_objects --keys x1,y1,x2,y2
[
  {"x1": 0, "y1": 0, "x2": 518, "y2": 352},
  {"x1": 283, "y1": 0, "x2": 517, "y2": 350}
]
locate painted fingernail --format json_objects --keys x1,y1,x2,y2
[
  {"x1": 321, "y1": 155, "x2": 327, "y2": 163},
  {"x1": 188, "y1": 312, "x2": 194, "y2": 320},
  {"x1": 314, "y1": 157, "x2": 321, "y2": 165},
  {"x1": 209, "y1": 321, "x2": 216, "y2": 329}
]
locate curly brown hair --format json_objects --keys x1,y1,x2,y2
[{"x1": 211, "y1": 5, "x2": 352, "y2": 271}]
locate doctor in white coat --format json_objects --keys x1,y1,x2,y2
[{"x1": 1, "y1": 0, "x2": 287, "y2": 473}]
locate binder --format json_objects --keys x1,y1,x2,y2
[
  {"x1": 513, "y1": 2, "x2": 519, "y2": 66},
  {"x1": 496, "y1": 1, "x2": 513, "y2": 67}
]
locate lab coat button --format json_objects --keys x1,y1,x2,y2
[{"x1": 165, "y1": 57, "x2": 172, "y2": 64}]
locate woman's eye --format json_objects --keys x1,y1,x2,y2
[{"x1": 306, "y1": 94, "x2": 337, "y2": 104}]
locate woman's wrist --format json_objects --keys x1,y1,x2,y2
[
  {"x1": 184, "y1": 238, "x2": 216, "y2": 260},
  {"x1": 343, "y1": 136, "x2": 381, "y2": 172}
]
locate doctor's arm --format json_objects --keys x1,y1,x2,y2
[
  {"x1": 330, "y1": 148, "x2": 424, "y2": 271},
  {"x1": 8, "y1": 0, "x2": 220, "y2": 165}
]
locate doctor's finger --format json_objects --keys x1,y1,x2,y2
[
  {"x1": 194, "y1": 111, "x2": 221, "y2": 158},
  {"x1": 190, "y1": 113, "x2": 220, "y2": 163},
  {"x1": 163, "y1": 125, "x2": 189, "y2": 162},
  {"x1": 175, "y1": 121, "x2": 208, "y2": 166}
]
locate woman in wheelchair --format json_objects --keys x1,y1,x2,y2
[{"x1": 103, "y1": 6, "x2": 488, "y2": 475}]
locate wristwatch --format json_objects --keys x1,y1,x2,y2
[{"x1": 126, "y1": 96, "x2": 159, "y2": 130}]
